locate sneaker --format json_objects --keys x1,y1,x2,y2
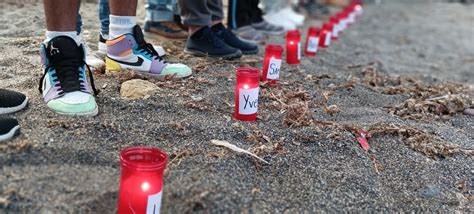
[
  {"x1": 211, "y1": 23, "x2": 258, "y2": 55},
  {"x1": 0, "y1": 117, "x2": 20, "y2": 142},
  {"x1": 106, "y1": 25, "x2": 192, "y2": 79},
  {"x1": 280, "y1": 7, "x2": 305, "y2": 26},
  {"x1": 232, "y1": 26, "x2": 265, "y2": 44},
  {"x1": 39, "y1": 36, "x2": 99, "y2": 116},
  {"x1": 99, "y1": 33, "x2": 166, "y2": 57},
  {"x1": 251, "y1": 21, "x2": 285, "y2": 36},
  {"x1": 84, "y1": 42, "x2": 105, "y2": 71},
  {"x1": 0, "y1": 89, "x2": 28, "y2": 115},
  {"x1": 184, "y1": 26, "x2": 242, "y2": 59},
  {"x1": 263, "y1": 13, "x2": 297, "y2": 31},
  {"x1": 298, "y1": 1, "x2": 330, "y2": 18},
  {"x1": 144, "y1": 21, "x2": 188, "y2": 40}
]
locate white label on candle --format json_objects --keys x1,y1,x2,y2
[
  {"x1": 297, "y1": 42, "x2": 301, "y2": 60},
  {"x1": 325, "y1": 32, "x2": 332, "y2": 46},
  {"x1": 267, "y1": 58, "x2": 282, "y2": 80},
  {"x1": 146, "y1": 191, "x2": 162, "y2": 214},
  {"x1": 332, "y1": 26, "x2": 338, "y2": 37},
  {"x1": 307, "y1": 37, "x2": 319, "y2": 53},
  {"x1": 239, "y1": 87, "x2": 259, "y2": 115}
]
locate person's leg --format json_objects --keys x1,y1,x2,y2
[
  {"x1": 41, "y1": 0, "x2": 99, "y2": 116},
  {"x1": 105, "y1": 0, "x2": 192, "y2": 79},
  {"x1": 208, "y1": 0, "x2": 259, "y2": 53},
  {"x1": 99, "y1": 0, "x2": 111, "y2": 37},
  {"x1": 179, "y1": 0, "x2": 241, "y2": 59},
  {"x1": 144, "y1": 0, "x2": 188, "y2": 40},
  {"x1": 227, "y1": 0, "x2": 265, "y2": 43},
  {"x1": 76, "y1": 14, "x2": 82, "y2": 35}
]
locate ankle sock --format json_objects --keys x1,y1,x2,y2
[
  {"x1": 109, "y1": 15, "x2": 137, "y2": 39},
  {"x1": 45, "y1": 31, "x2": 81, "y2": 46}
]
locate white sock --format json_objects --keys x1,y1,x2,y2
[
  {"x1": 45, "y1": 31, "x2": 81, "y2": 46},
  {"x1": 109, "y1": 15, "x2": 136, "y2": 39}
]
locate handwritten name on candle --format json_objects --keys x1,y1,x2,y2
[
  {"x1": 146, "y1": 191, "x2": 163, "y2": 214},
  {"x1": 267, "y1": 58, "x2": 282, "y2": 80},
  {"x1": 307, "y1": 37, "x2": 319, "y2": 53},
  {"x1": 239, "y1": 87, "x2": 259, "y2": 115},
  {"x1": 325, "y1": 32, "x2": 332, "y2": 46}
]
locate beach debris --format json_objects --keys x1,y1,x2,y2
[
  {"x1": 120, "y1": 79, "x2": 159, "y2": 100},
  {"x1": 368, "y1": 123, "x2": 473, "y2": 159},
  {"x1": 356, "y1": 130, "x2": 370, "y2": 151},
  {"x1": 463, "y1": 108, "x2": 474, "y2": 116},
  {"x1": 418, "y1": 186, "x2": 441, "y2": 199},
  {"x1": 210, "y1": 140, "x2": 269, "y2": 164},
  {"x1": 387, "y1": 94, "x2": 472, "y2": 120},
  {"x1": 284, "y1": 102, "x2": 312, "y2": 128}
]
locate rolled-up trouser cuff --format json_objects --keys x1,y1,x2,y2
[{"x1": 146, "y1": 8, "x2": 174, "y2": 22}]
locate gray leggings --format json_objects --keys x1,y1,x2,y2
[{"x1": 178, "y1": 0, "x2": 224, "y2": 26}]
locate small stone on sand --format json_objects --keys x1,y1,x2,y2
[
  {"x1": 120, "y1": 79, "x2": 159, "y2": 100},
  {"x1": 463, "y1": 108, "x2": 474, "y2": 116}
]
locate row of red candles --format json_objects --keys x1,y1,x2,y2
[
  {"x1": 114, "y1": 2, "x2": 364, "y2": 214},
  {"x1": 235, "y1": 2, "x2": 364, "y2": 122}
]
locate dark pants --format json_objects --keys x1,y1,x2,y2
[
  {"x1": 228, "y1": 0, "x2": 263, "y2": 29},
  {"x1": 178, "y1": 0, "x2": 224, "y2": 26}
]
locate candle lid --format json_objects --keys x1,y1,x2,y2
[
  {"x1": 120, "y1": 147, "x2": 168, "y2": 172},
  {"x1": 236, "y1": 67, "x2": 260, "y2": 78},
  {"x1": 308, "y1": 27, "x2": 319, "y2": 34},
  {"x1": 286, "y1": 30, "x2": 300, "y2": 37},
  {"x1": 265, "y1": 44, "x2": 284, "y2": 52}
]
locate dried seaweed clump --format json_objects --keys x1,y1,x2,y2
[
  {"x1": 368, "y1": 123, "x2": 473, "y2": 159},
  {"x1": 284, "y1": 102, "x2": 312, "y2": 128},
  {"x1": 388, "y1": 94, "x2": 473, "y2": 120}
]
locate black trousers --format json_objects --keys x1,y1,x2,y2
[
  {"x1": 179, "y1": 0, "x2": 224, "y2": 26},
  {"x1": 228, "y1": 0, "x2": 264, "y2": 29}
]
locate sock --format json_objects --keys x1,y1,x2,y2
[
  {"x1": 45, "y1": 31, "x2": 81, "y2": 46},
  {"x1": 109, "y1": 15, "x2": 137, "y2": 39}
]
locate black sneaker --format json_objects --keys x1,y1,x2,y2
[
  {"x1": 184, "y1": 26, "x2": 242, "y2": 59},
  {"x1": 0, "y1": 117, "x2": 20, "y2": 142},
  {"x1": 211, "y1": 23, "x2": 259, "y2": 55},
  {"x1": 0, "y1": 89, "x2": 28, "y2": 115}
]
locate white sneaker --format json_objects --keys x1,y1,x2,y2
[
  {"x1": 280, "y1": 7, "x2": 305, "y2": 26},
  {"x1": 84, "y1": 42, "x2": 106, "y2": 70},
  {"x1": 99, "y1": 33, "x2": 166, "y2": 57},
  {"x1": 264, "y1": 13, "x2": 297, "y2": 31}
]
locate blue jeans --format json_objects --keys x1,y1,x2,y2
[
  {"x1": 76, "y1": 0, "x2": 178, "y2": 36},
  {"x1": 75, "y1": 0, "x2": 109, "y2": 35}
]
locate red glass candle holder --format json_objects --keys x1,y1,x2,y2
[
  {"x1": 330, "y1": 17, "x2": 340, "y2": 41},
  {"x1": 234, "y1": 67, "x2": 260, "y2": 121},
  {"x1": 319, "y1": 23, "x2": 332, "y2": 48},
  {"x1": 262, "y1": 44, "x2": 283, "y2": 83},
  {"x1": 118, "y1": 147, "x2": 168, "y2": 214},
  {"x1": 304, "y1": 27, "x2": 320, "y2": 57},
  {"x1": 337, "y1": 12, "x2": 348, "y2": 34},
  {"x1": 286, "y1": 30, "x2": 301, "y2": 64}
]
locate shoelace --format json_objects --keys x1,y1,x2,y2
[
  {"x1": 39, "y1": 60, "x2": 98, "y2": 96},
  {"x1": 136, "y1": 41, "x2": 166, "y2": 63}
]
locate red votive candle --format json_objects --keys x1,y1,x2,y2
[
  {"x1": 330, "y1": 17, "x2": 340, "y2": 41},
  {"x1": 286, "y1": 30, "x2": 301, "y2": 64},
  {"x1": 118, "y1": 147, "x2": 168, "y2": 214},
  {"x1": 234, "y1": 67, "x2": 260, "y2": 121},
  {"x1": 262, "y1": 44, "x2": 283, "y2": 83},
  {"x1": 337, "y1": 12, "x2": 348, "y2": 33},
  {"x1": 304, "y1": 27, "x2": 320, "y2": 57},
  {"x1": 319, "y1": 23, "x2": 332, "y2": 48}
]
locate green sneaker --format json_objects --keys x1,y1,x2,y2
[{"x1": 39, "y1": 36, "x2": 99, "y2": 116}]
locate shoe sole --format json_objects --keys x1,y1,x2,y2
[
  {"x1": 242, "y1": 49, "x2": 259, "y2": 55},
  {"x1": 183, "y1": 48, "x2": 242, "y2": 60},
  {"x1": 0, "y1": 97, "x2": 28, "y2": 115},
  {"x1": 0, "y1": 125, "x2": 20, "y2": 142},
  {"x1": 255, "y1": 30, "x2": 285, "y2": 36},
  {"x1": 53, "y1": 106, "x2": 99, "y2": 117},
  {"x1": 105, "y1": 57, "x2": 192, "y2": 80}
]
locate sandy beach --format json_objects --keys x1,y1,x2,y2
[{"x1": 0, "y1": 1, "x2": 473, "y2": 212}]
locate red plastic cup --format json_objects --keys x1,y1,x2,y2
[
  {"x1": 117, "y1": 147, "x2": 168, "y2": 214},
  {"x1": 286, "y1": 30, "x2": 301, "y2": 64},
  {"x1": 304, "y1": 27, "x2": 320, "y2": 57},
  {"x1": 262, "y1": 44, "x2": 284, "y2": 83},
  {"x1": 319, "y1": 23, "x2": 332, "y2": 48},
  {"x1": 234, "y1": 67, "x2": 260, "y2": 121}
]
